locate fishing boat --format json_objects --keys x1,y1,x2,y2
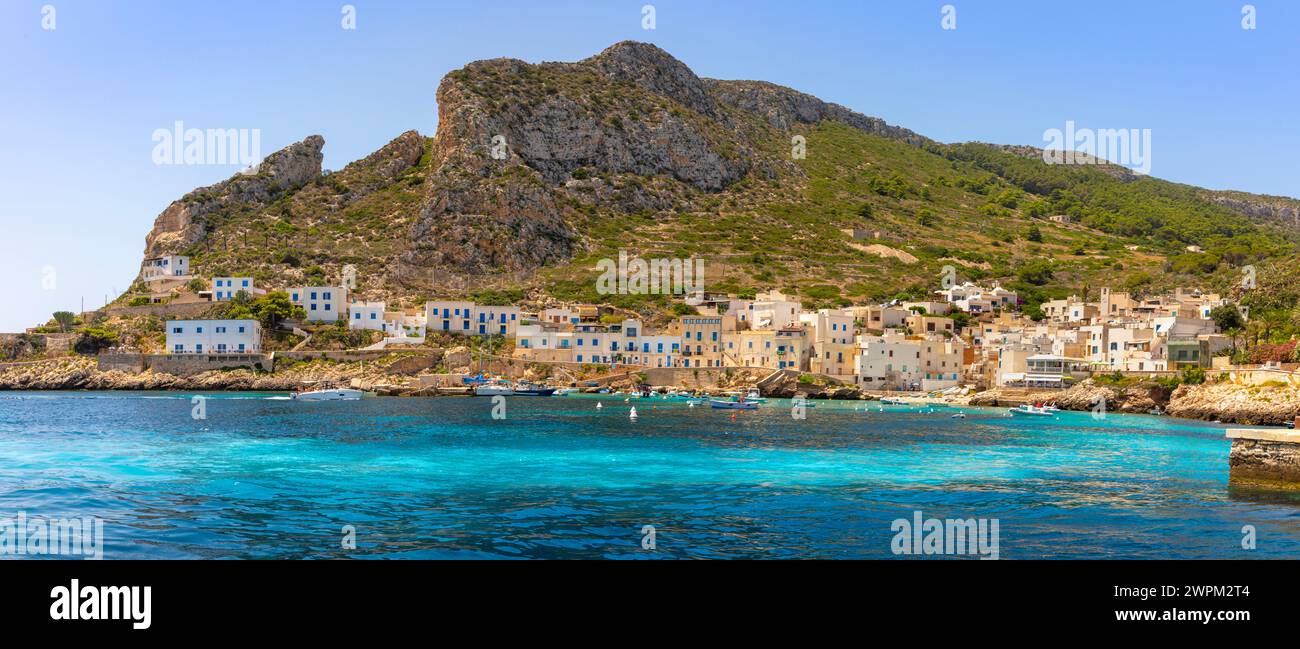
[
  {"x1": 711, "y1": 397, "x2": 758, "y2": 410},
  {"x1": 290, "y1": 381, "x2": 365, "y2": 401},
  {"x1": 879, "y1": 397, "x2": 909, "y2": 405},
  {"x1": 512, "y1": 381, "x2": 557, "y2": 397},
  {"x1": 473, "y1": 379, "x2": 515, "y2": 397},
  {"x1": 1008, "y1": 404, "x2": 1057, "y2": 417}
]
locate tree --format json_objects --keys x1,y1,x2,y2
[
  {"x1": 1210, "y1": 304, "x2": 1245, "y2": 333},
  {"x1": 1026, "y1": 225, "x2": 1043, "y2": 243},
  {"x1": 52, "y1": 311, "x2": 76, "y2": 333}
]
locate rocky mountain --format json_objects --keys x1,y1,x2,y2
[{"x1": 131, "y1": 41, "x2": 1300, "y2": 314}]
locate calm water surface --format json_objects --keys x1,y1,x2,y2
[{"x1": 2, "y1": 391, "x2": 1298, "y2": 559}]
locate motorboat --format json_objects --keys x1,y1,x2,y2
[
  {"x1": 474, "y1": 379, "x2": 515, "y2": 397},
  {"x1": 1008, "y1": 404, "x2": 1057, "y2": 417},
  {"x1": 512, "y1": 381, "x2": 557, "y2": 397},
  {"x1": 711, "y1": 397, "x2": 758, "y2": 410},
  {"x1": 879, "y1": 397, "x2": 909, "y2": 405},
  {"x1": 744, "y1": 388, "x2": 767, "y2": 403},
  {"x1": 291, "y1": 382, "x2": 365, "y2": 401}
]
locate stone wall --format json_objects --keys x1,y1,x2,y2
[
  {"x1": 97, "y1": 352, "x2": 271, "y2": 376},
  {"x1": 1227, "y1": 428, "x2": 1300, "y2": 488}
]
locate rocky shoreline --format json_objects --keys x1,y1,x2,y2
[
  {"x1": 970, "y1": 378, "x2": 1300, "y2": 426},
  {"x1": 4, "y1": 358, "x2": 1300, "y2": 425}
]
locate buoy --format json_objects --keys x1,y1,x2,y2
[
  {"x1": 729, "y1": 412, "x2": 737, "y2": 421},
  {"x1": 624, "y1": 398, "x2": 630, "y2": 403},
  {"x1": 596, "y1": 402, "x2": 603, "y2": 409},
  {"x1": 630, "y1": 406, "x2": 638, "y2": 420},
  {"x1": 688, "y1": 401, "x2": 695, "y2": 408}
]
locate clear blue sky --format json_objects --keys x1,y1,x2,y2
[{"x1": 2, "y1": 0, "x2": 1297, "y2": 331}]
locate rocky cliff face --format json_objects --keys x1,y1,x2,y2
[
  {"x1": 128, "y1": 40, "x2": 1300, "y2": 307},
  {"x1": 1206, "y1": 191, "x2": 1300, "y2": 230},
  {"x1": 142, "y1": 135, "x2": 325, "y2": 261}
]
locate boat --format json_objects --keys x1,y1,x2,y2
[
  {"x1": 743, "y1": 388, "x2": 767, "y2": 403},
  {"x1": 512, "y1": 381, "x2": 557, "y2": 397},
  {"x1": 880, "y1": 397, "x2": 909, "y2": 405},
  {"x1": 950, "y1": 412, "x2": 967, "y2": 419},
  {"x1": 291, "y1": 382, "x2": 365, "y2": 401},
  {"x1": 1008, "y1": 404, "x2": 1057, "y2": 417},
  {"x1": 474, "y1": 379, "x2": 515, "y2": 396},
  {"x1": 711, "y1": 398, "x2": 758, "y2": 410}
]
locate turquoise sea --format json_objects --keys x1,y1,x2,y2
[{"x1": 1, "y1": 391, "x2": 1298, "y2": 559}]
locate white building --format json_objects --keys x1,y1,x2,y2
[
  {"x1": 289, "y1": 286, "x2": 348, "y2": 322},
  {"x1": 166, "y1": 319, "x2": 261, "y2": 354},
  {"x1": 748, "y1": 291, "x2": 802, "y2": 330},
  {"x1": 384, "y1": 311, "x2": 427, "y2": 342},
  {"x1": 349, "y1": 301, "x2": 387, "y2": 331},
  {"x1": 211, "y1": 277, "x2": 262, "y2": 301},
  {"x1": 856, "y1": 333, "x2": 922, "y2": 390},
  {"x1": 141, "y1": 255, "x2": 191, "y2": 280}
]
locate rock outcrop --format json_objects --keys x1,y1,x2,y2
[
  {"x1": 968, "y1": 379, "x2": 1171, "y2": 414},
  {"x1": 1166, "y1": 382, "x2": 1300, "y2": 425},
  {"x1": 142, "y1": 135, "x2": 325, "y2": 261}
]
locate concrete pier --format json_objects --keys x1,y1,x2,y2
[{"x1": 1227, "y1": 424, "x2": 1300, "y2": 488}]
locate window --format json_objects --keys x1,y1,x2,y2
[
  {"x1": 310, "y1": 292, "x2": 318, "y2": 300},
  {"x1": 370, "y1": 313, "x2": 376, "y2": 320},
  {"x1": 292, "y1": 293, "x2": 299, "y2": 302},
  {"x1": 172, "y1": 327, "x2": 183, "y2": 334},
  {"x1": 238, "y1": 344, "x2": 245, "y2": 352},
  {"x1": 238, "y1": 326, "x2": 245, "y2": 333},
  {"x1": 196, "y1": 327, "x2": 203, "y2": 333},
  {"x1": 174, "y1": 344, "x2": 183, "y2": 352},
  {"x1": 355, "y1": 313, "x2": 361, "y2": 319},
  {"x1": 324, "y1": 292, "x2": 331, "y2": 300}
]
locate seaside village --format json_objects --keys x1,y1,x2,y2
[{"x1": 129, "y1": 253, "x2": 1240, "y2": 395}]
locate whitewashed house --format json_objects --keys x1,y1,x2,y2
[
  {"x1": 211, "y1": 277, "x2": 263, "y2": 301},
  {"x1": 166, "y1": 319, "x2": 261, "y2": 354},
  {"x1": 349, "y1": 301, "x2": 387, "y2": 331},
  {"x1": 141, "y1": 255, "x2": 191, "y2": 281},
  {"x1": 289, "y1": 286, "x2": 348, "y2": 322}
]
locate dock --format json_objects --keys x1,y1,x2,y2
[{"x1": 1227, "y1": 421, "x2": 1300, "y2": 488}]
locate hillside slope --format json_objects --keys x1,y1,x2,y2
[{"x1": 131, "y1": 41, "x2": 1298, "y2": 315}]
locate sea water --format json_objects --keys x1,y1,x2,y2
[{"x1": 1, "y1": 392, "x2": 1297, "y2": 559}]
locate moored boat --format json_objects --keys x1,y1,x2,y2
[
  {"x1": 711, "y1": 399, "x2": 758, "y2": 410},
  {"x1": 1008, "y1": 404, "x2": 1057, "y2": 417},
  {"x1": 291, "y1": 382, "x2": 365, "y2": 401},
  {"x1": 512, "y1": 381, "x2": 557, "y2": 397},
  {"x1": 474, "y1": 379, "x2": 515, "y2": 396}
]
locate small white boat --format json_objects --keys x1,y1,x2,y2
[
  {"x1": 880, "y1": 397, "x2": 909, "y2": 406},
  {"x1": 744, "y1": 388, "x2": 767, "y2": 403},
  {"x1": 291, "y1": 383, "x2": 365, "y2": 401},
  {"x1": 474, "y1": 380, "x2": 515, "y2": 397},
  {"x1": 1008, "y1": 405, "x2": 1056, "y2": 417},
  {"x1": 951, "y1": 412, "x2": 967, "y2": 419}
]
